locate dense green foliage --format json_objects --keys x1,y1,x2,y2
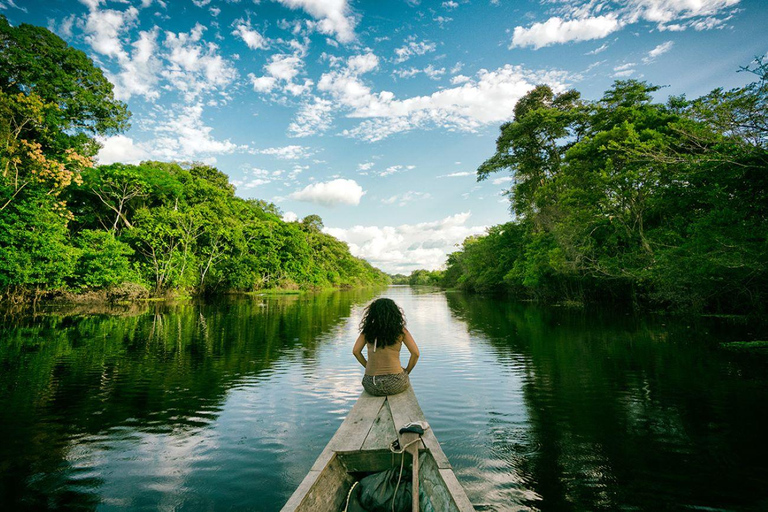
[
  {"x1": 390, "y1": 269, "x2": 443, "y2": 286},
  {"x1": 445, "y1": 62, "x2": 768, "y2": 313},
  {"x1": 0, "y1": 17, "x2": 387, "y2": 302}
]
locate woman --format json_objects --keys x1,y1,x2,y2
[{"x1": 352, "y1": 298, "x2": 420, "y2": 396}]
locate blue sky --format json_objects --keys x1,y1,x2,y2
[{"x1": 3, "y1": 0, "x2": 766, "y2": 273}]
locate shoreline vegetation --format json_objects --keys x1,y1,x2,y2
[
  {"x1": 0, "y1": 17, "x2": 388, "y2": 306},
  {"x1": 393, "y1": 59, "x2": 767, "y2": 316},
  {"x1": 2, "y1": 17, "x2": 766, "y2": 315}
]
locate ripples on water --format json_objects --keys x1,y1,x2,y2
[{"x1": 1, "y1": 287, "x2": 767, "y2": 511}]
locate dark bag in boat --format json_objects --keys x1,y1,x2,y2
[
  {"x1": 345, "y1": 461, "x2": 435, "y2": 512},
  {"x1": 346, "y1": 466, "x2": 411, "y2": 512}
]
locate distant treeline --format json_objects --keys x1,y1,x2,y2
[
  {"x1": 0, "y1": 17, "x2": 387, "y2": 303},
  {"x1": 425, "y1": 63, "x2": 768, "y2": 313}
]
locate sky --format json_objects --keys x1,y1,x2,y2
[{"x1": 2, "y1": 0, "x2": 766, "y2": 274}]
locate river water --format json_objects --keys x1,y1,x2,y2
[{"x1": 1, "y1": 286, "x2": 767, "y2": 511}]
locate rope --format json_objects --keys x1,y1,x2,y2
[{"x1": 342, "y1": 480, "x2": 359, "y2": 512}]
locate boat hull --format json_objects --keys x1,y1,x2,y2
[{"x1": 281, "y1": 386, "x2": 474, "y2": 511}]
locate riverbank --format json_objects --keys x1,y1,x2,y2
[{"x1": 0, "y1": 282, "x2": 390, "y2": 309}]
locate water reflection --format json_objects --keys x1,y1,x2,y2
[
  {"x1": 0, "y1": 289, "x2": 381, "y2": 510},
  {"x1": 1, "y1": 287, "x2": 767, "y2": 511},
  {"x1": 445, "y1": 293, "x2": 768, "y2": 511}
]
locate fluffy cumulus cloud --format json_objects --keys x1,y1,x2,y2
[
  {"x1": 511, "y1": 0, "x2": 740, "y2": 49},
  {"x1": 316, "y1": 63, "x2": 569, "y2": 141},
  {"x1": 76, "y1": 3, "x2": 237, "y2": 103},
  {"x1": 100, "y1": 104, "x2": 244, "y2": 164},
  {"x1": 107, "y1": 28, "x2": 163, "y2": 101},
  {"x1": 162, "y1": 23, "x2": 238, "y2": 102},
  {"x1": 96, "y1": 134, "x2": 150, "y2": 165},
  {"x1": 82, "y1": 4, "x2": 139, "y2": 59},
  {"x1": 289, "y1": 178, "x2": 365, "y2": 206},
  {"x1": 149, "y1": 103, "x2": 243, "y2": 160},
  {"x1": 275, "y1": 0, "x2": 357, "y2": 43},
  {"x1": 249, "y1": 52, "x2": 313, "y2": 96},
  {"x1": 232, "y1": 19, "x2": 269, "y2": 50},
  {"x1": 511, "y1": 15, "x2": 622, "y2": 49},
  {"x1": 324, "y1": 212, "x2": 487, "y2": 274}
]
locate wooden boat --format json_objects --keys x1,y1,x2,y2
[{"x1": 281, "y1": 385, "x2": 475, "y2": 511}]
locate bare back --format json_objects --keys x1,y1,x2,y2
[{"x1": 364, "y1": 336, "x2": 403, "y2": 376}]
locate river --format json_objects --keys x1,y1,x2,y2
[{"x1": 1, "y1": 286, "x2": 767, "y2": 511}]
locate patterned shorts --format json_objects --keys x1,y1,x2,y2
[{"x1": 362, "y1": 372, "x2": 410, "y2": 396}]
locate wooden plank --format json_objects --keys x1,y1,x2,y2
[
  {"x1": 326, "y1": 392, "x2": 386, "y2": 452},
  {"x1": 336, "y1": 450, "x2": 400, "y2": 473},
  {"x1": 410, "y1": 441, "x2": 420, "y2": 512},
  {"x1": 361, "y1": 397, "x2": 398, "y2": 451},
  {"x1": 421, "y1": 428, "x2": 451, "y2": 469},
  {"x1": 282, "y1": 454, "x2": 354, "y2": 512},
  {"x1": 419, "y1": 452, "x2": 454, "y2": 512},
  {"x1": 387, "y1": 387, "x2": 425, "y2": 450},
  {"x1": 439, "y1": 468, "x2": 476, "y2": 512},
  {"x1": 390, "y1": 387, "x2": 451, "y2": 468}
]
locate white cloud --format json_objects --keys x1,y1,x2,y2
[
  {"x1": 586, "y1": 42, "x2": 609, "y2": 55},
  {"x1": 612, "y1": 62, "x2": 637, "y2": 77},
  {"x1": 162, "y1": 23, "x2": 238, "y2": 102},
  {"x1": 393, "y1": 64, "x2": 445, "y2": 80},
  {"x1": 146, "y1": 103, "x2": 244, "y2": 161},
  {"x1": 442, "y1": 1, "x2": 458, "y2": 10},
  {"x1": 253, "y1": 145, "x2": 315, "y2": 159},
  {"x1": 289, "y1": 179, "x2": 365, "y2": 206},
  {"x1": 449, "y1": 74, "x2": 470, "y2": 84},
  {"x1": 347, "y1": 52, "x2": 379, "y2": 74},
  {"x1": 78, "y1": 0, "x2": 103, "y2": 9},
  {"x1": 511, "y1": 15, "x2": 622, "y2": 49},
  {"x1": 288, "y1": 98, "x2": 334, "y2": 137},
  {"x1": 378, "y1": 164, "x2": 414, "y2": 177},
  {"x1": 439, "y1": 171, "x2": 475, "y2": 178},
  {"x1": 394, "y1": 37, "x2": 437, "y2": 63},
  {"x1": 624, "y1": 0, "x2": 740, "y2": 29},
  {"x1": 108, "y1": 28, "x2": 163, "y2": 101},
  {"x1": 48, "y1": 14, "x2": 76, "y2": 39},
  {"x1": 492, "y1": 176, "x2": 513, "y2": 185},
  {"x1": 232, "y1": 19, "x2": 269, "y2": 50},
  {"x1": 274, "y1": 0, "x2": 357, "y2": 43},
  {"x1": 381, "y1": 191, "x2": 431, "y2": 206},
  {"x1": 283, "y1": 211, "x2": 299, "y2": 222},
  {"x1": 249, "y1": 53, "x2": 313, "y2": 96},
  {"x1": 324, "y1": 212, "x2": 486, "y2": 273},
  {"x1": 83, "y1": 6, "x2": 139, "y2": 59},
  {"x1": 96, "y1": 134, "x2": 150, "y2": 165},
  {"x1": 512, "y1": 0, "x2": 740, "y2": 49},
  {"x1": 317, "y1": 64, "x2": 569, "y2": 141},
  {"x1": 643, "y1": 40, "x2": 674, "y2": 63},
  {"x1": 357, "y1": 162, "x2": 375, "y2": 172}
]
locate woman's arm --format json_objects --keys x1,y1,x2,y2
[
  {"x1": 352, "y1": 334, "x2": 367, "y2": 369},
  {"x1": 401, "y1": 328, "x2": 420, "y2": 374}
]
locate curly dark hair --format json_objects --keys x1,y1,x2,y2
[{"x1": 359, "y1": 298, "x2": 406, "y2": 347}]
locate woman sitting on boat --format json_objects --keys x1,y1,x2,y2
[{"x1": 352, "y1": 298, "x2": 420, "y2": 396}]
